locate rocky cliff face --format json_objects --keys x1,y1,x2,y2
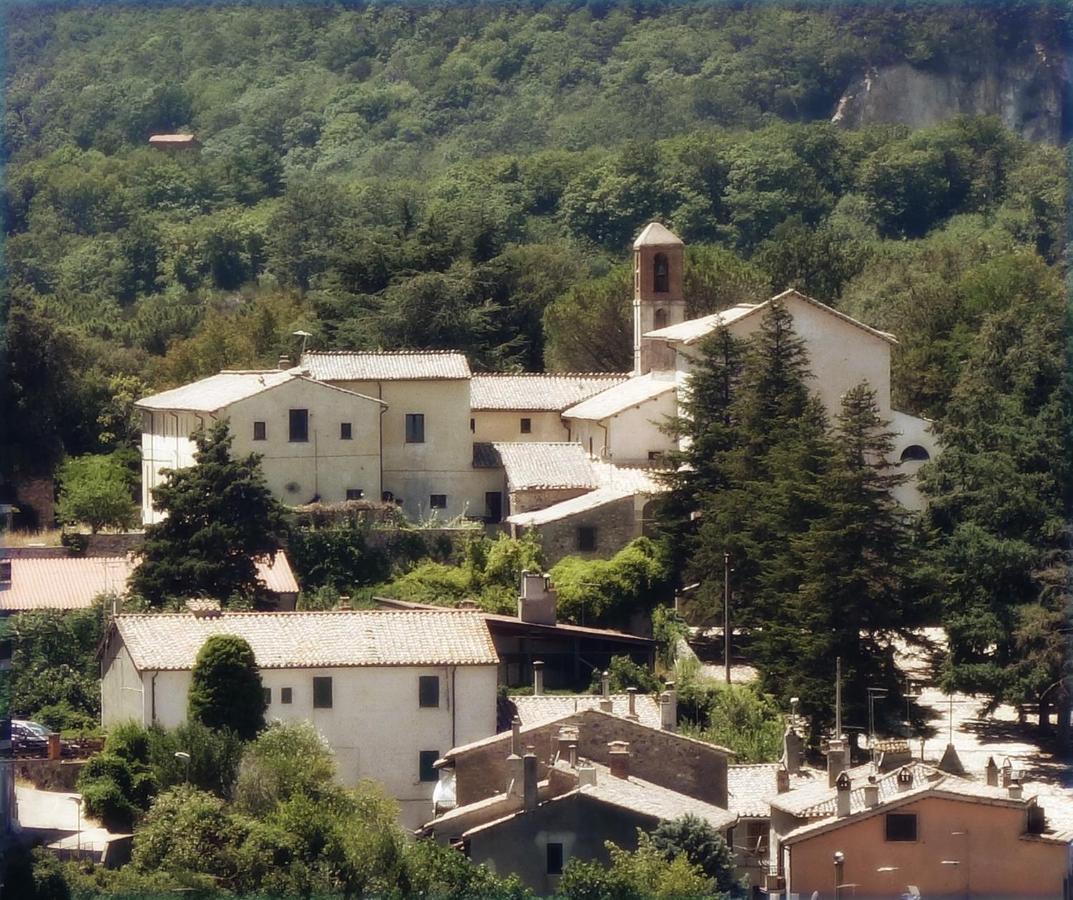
[{"x1": 831, "y1": 45, "x2": 1066, "y2": 143}]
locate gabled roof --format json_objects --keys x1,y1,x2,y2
[
  {"x1": 728, "y1": 764, "x2": 820, "y2": 818},
  {"x1": 136, "y1": 371, "x2": 384, "y2": 413},
  {"x1": 644, "y1": 289, "x2": 898, "y2": 347},
  {"x1": 300, "y1": 351, "x2": 471, "y2": 381},
  {"x1": 633, "y1": 222, "x2": 684, "y2": 249},
  {"x1": 562, "y1": 372, "x2": 678, "y2": 421},
  {"x1": 506, "y1": 461, "x2": 665, "y2": 526},
  {"x1": 509, "y1": 694, "x2": 663, "y2": 730},
  {"x1": 0, "y1": 552, "x2": 299, "y2": 612},
  {"x1": 111, "y1": 609, "x2": 499, "y2": 671},
  {"x1": 491, "y1": 442, "x2": 597, "y2": 491},
  {"x1": 470, "y1": 373, "x2": 629, "y2": 412}
]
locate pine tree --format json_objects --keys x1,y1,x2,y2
[{"x1": 130, "y1": 421, "x2": 288, "y2": 607}]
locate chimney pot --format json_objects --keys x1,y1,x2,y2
[
  {"x1": 523, "y1": 747, "x2": 538, "y2": 811},
  {"x1": 569, "y1": 744, "x2": 578, "y2": 768},
  {"x1": 1008, "y1": 780, "x2": 1023, "y2": 800},
  {"x1": 599, "y1": 671, "x2": 612, "y2": 711},
  {"x1": 896, "y1": 766, "x2": 914, "y2": 792},
  {"x1": 338, "y1": 596, "x2": 352, "y2": 610},
  {"x1": 660, "y1": 681, "x2": 677, "y2": 731},
  {"x1": 776, "y1": 766, "x2": 790, "y2": 794},
  {"x1": 835, "y1": 770, "x2": 852, "y2": 817},
  {"x1": 608, "y1": 741, "x2": 631, "y2": 779},
  {"x1": 864, "y1": 775, "x2": 880, "y2": 808},
  {"x1": 626, "y1": 686, "x2": 638, "y2": 720},
  {"x1": 783, "y1": 726, "x2": 803, "y2": 775},
  {"x1": 0, "y1": 559, "x2": 11, "y2": 585},
  {"x1": 511, "y1": 716, "x2": 521, "y2": 755},
  {"x1": 278, "y1": 354, "x2": 291, "y2": 370},
  {"x1": 532, "y1": 660, "x2": 545, "y2": 696},
  {"x1": 985, "y1": 756, "x2": 999, "y2": 787},
  {"x1": 827, "y1": 737, "x2": 848, "y2": 787},
  {"x1": 556, "y1": 725, "x2": 579, "y2": 761},
  {"x1": 578, "y1": 763, "x2": 597, "y2": 787}
]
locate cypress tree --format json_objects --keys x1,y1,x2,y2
[{"x1": 187, "y1": 635, "x2": 266, "y2": 740}]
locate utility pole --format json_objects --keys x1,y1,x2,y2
[
  {"x1": 723, "y1": 552, "x2": 731, "y2": 685},
  {"x1": 835, "y1": 657, "x2": 842, "y2": 739}
]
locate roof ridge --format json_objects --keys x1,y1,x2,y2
[
  {"x1": 303, "y1": 349, "x2": 467, "y2": 356},
  {"x1": 115, "y1": 608, "x2": 483, "y2": 619},
  {"x1": 474, "y1": 372, "x2": 629, "y2": 378}
]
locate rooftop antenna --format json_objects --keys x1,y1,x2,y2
[
  {"x1": 292, "y1": 330, "x2": 312, "y2": 358},
  {"x1": 835, "y1": 656, "x2": 842, "y2": 739}
]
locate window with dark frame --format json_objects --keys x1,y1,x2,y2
[
  {"x1": 885, "y1": 813, "x2": 917, "y2": 842},
  {"x1": 312, "y1": 676, "x2": 333, "y2": 709},
  {"x1": 430, "y1": 494, "x2": 447, "y2": 509},
  {"x1": 419, "y1": 750, "x2": 440, "y2": 782},
  {"x1": 346, "y1": 488, "x2": 364, "y2": 501},
  {"x1": 289, "y1": 409, "x2": 309, "y2": 442},
  {"x1": 653, "y1": 252, "x2": 670, "y2": 293},
  {"x1": 546, "y1": 843, "x2": 564, "y2": 875},
  {"x1": 405, "y1": 413, "x2": 425, "y2": 443},
  {"x1": 577, "y1": 526, "x2": 597, "y2": 552},
  {"x1": 281, "y1": 687, "x2": 292, "y2": 705},
  {"x1": 340, "y1": 422, "x2": 353, "y2": 440},
  {"x1": 419, "y1": 675, "x2": 440, "y2": 708},
  {"x1": 520, "y1": 417, "x2": 532, "y2": 434},
  {"x1": 253, "y1": 421, "x2": 267, "y2": 441}
]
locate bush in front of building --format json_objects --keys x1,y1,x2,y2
[{"x1": 187, "y1": 634, "x2": 266, "y2": 741}]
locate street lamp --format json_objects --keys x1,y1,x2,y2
[
  {"x1": 175, "y1": 750, "x2": 191, "y2": 784},
  {"x1": 833, "y1": 850, "x2": 845, "y2": 900},
  {"x1": 69, "y1": 795, "x2": 83, "y2": 856},
  {"x1": 292, "y1": 330, "x2": 312, "y2": 357}
]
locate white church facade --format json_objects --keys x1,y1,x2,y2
[{"x1": 137, "y1": 223, "x2": 936, "y2": 540}]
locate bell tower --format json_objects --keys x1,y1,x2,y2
[{"x1": 632, "y1": 222, "x2": 686, "y2": 374}]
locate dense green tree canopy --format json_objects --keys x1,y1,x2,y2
[{"x1": 187, "y1": 635, "x2": 266, "y2": 741}]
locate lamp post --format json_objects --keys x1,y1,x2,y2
[
  {"x1": 833, "y1": 850, "x2": 845, "y2": 900},
  {"x1": 175, "y1": 750, "x2": 191, "y2": 784},
  {"x1": 867, "y1": 687, "x2": 888, "y2": 769},
  {"x1": 70, "y1": 795, "x2": 83, "y2": 857}
]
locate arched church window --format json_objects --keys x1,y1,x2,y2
[
  {"x1": 654, "y1": 308, "x2": 668, "y2": 329},
  {"x1": 899, "y1": 444, "x2": 930, "y2": 462},
  {"x1": 653, "y1": 253, "x2": 669, "y2": 293}
]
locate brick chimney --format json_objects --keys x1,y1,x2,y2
[
  {"x1": 827, "y1": 737, "x2": 849, "y2": 787},
  {"x1": 835, "y1": 770, "x2": 852, "y2": 817},
  {"x1": 660, "y1": 681, "x2": 677, "y2": 731},
  {"x1": 608, "y1": 741, "x2": 631, "y2": 779},
  {"x1": 532, "y1": 660, "x2": 545, "y2": 696},
  {"x1": 507, "y1": 717, "x2": 524, "y2": 799},
  {"x1": 523, "y1": 747, "x2": 538, "y2": 811},
  {"x1": 578, "y1": 763, "x2": 597, "y2": 787},
  {"x1": 783, "y1": 725, "x2": 803, "y2": 775},
  {"x1": 776, "y1": 766, "x2": 790, "y2": 794},
  {"x1": 518, "y1": 571, "x2": 557, "y2": 625},
  {"x1": 1001, "y1": 759, "x2": 1013, "y2": 787},
  {"x1": 985, "y1": 757, "x2": 999, "y2": 787},
  {"x1": 599, "y1": 671, "x2": 613, "y2": 712},
  {"x1": 864, "y1": 775, "x2": 880, "y2": 808},
  {"x1": 0, "y1": 559, "x2": 10, "y2": 587},
  {"x1": 626, "y1": 687, "x2": 638, "y2": 721},
  {"x1": 1008, "y1": 780, "x2": 1023, "y2": 800}
]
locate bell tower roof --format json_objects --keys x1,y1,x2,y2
[{"x1": 632, "y1": 222, "x2": 683, "y2": 249}]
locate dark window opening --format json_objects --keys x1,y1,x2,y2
[
  {"x1": 885, "y1": 813, "x2": 917, "y2": 842},
  {"x1": 648, "y1": 450, "x2": 663, "y2": 461},
  {"x1": 281, "y1": 687, "x2": 292, "y2": 705},
  {"x1": 430, "y1": 494, "x2": 447, "y2": 509},
  {"x1": 313, "y1": 676, "x2": 333, "y2": 709},
  {"x1": 253, "y1": 421, "x2": 266, "y2": 441},
  {"x1": 485, "y1": 492, "x2": 503, "y2": 523},
  {"x1": 520, "y1": 417, "x2": 532, "y2": 434},
  {"x1": 340, "y1": 422, "x2": 352, "y2": 440},
  {"x1": 346, "y1": 488, "x2": 364, "y2": 501},
  {"x1": 654, "y1": 307, "x2": 668, "y2": 329},
  {"x1": 419, "y1": 675, "x2": 440, "y2": 708},
  {"x1": 289, "y1": 409, "x2": 309, "y2": 443},
  {"x1": 262, "y1": 687, "x2": 271, "y2": 706},
  {"x1": 578, "y1": 526, "x2": 597, "y2": 552},
  {"x1": 547, "y1": 842, "x2": 564, "y2": 875},
  {"x1": 406, "y1": 413, "x2": 425, "y2": 443},
  {"x1": 653, "y1": 252, "x2": 670, "y2": 293},
  {"x1": 470, "y1": 418, "x2": 475, "y2": 433},
  {"x1": 900, "y1": 444, "x2": 930, "y2": 462},
  {"x1": 419, "y1": 750, "x2": 440, "y2": 782}
]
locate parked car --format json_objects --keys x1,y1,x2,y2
[{"x1": 11, "y1": 720, "x2": 51, "y2": 755}]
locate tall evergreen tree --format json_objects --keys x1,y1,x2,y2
[
  {"x1": 188, "y1": 635, "x2": 266, "y2": 740},
  {"x1": 130, "y1": 421, "x2": 288, "y2": 607}
]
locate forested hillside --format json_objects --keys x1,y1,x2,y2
[{"x1": 0, "y1": 1, "x2": 1067, "y2": 485}]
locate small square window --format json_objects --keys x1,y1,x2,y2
[
  {"x1": 253, "y1": 421, "x2": 267, "y2": 441},
  {"x1": 405, "y1": 413, "x2": 425, "y2": 443},
  {"x1": 419, "y1": 750, "x2": 440, "y2": 782},
  {"x1": 648, "y1": 450, "x2": 663, "y2": 461},
  {"x1": 430, "y1": 494, "x2": 447, "y2": 509},
  {"x1": 885, "y1": 813, "x2": 917, "y2": 842},
  {"x1": 281, "y1": 687, "x2": 292, "y2": 705},
  {"x1": 547, "y1": 842, "x2": 564, "y2": 875},
  {"x1": 289, "y1": 409, "x2": 309, "y2": 443},
  {"x1": 578, "y1": 526, "x2": 597, "y2": 552},
  {"x1": 262, "y1": 687, "x2": 271, "y2": 706},
  {"x1": 346, "y1": 488, "x2": 364, "y2": 501},
  {"x1": 419, "y1": 675, "x2": 440, "y2": 708},
  {"x1": 313, "y1": 676, "x2": 333, "y2": 709},
  {"x1": 520, "y1": 417, "x2": 532, "y2": 434},
  {"x1": 340, "y1": 422, "x2": 353, "y2": 440}
]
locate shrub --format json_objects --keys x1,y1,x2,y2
[
  {"x1": 80, "y1": 777, "x2": 136, "y2": 832},
  {"x1": 187, "y1": 635, "x2": 266, "y2": 740},
  {"x1": 233, "y1": 722, "x2": 337, "y2": 817},
  {"x1": 677, "y1": 670, "x2": 784, "y2": 763},
  {"x1": 33, "y1": 700, "x2": 97, "y2": 732},
  {"x1": 650, "y1": 814, "x2": 743, "y2": 896},
  {"x1": 147, "y1": 721, "x2": 245, "y2": 799},
  {"x1": 588, "y1": 655, "x2": 663, "y2": 695}
]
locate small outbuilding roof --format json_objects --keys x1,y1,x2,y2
[
  {"x1": 510, "y1": 694, "x2": 663, "y2": 730},
  {"x1": 111, "y1": 609, "x2": 499, "y2": 671},
  {"x1": 491, "y1": 442, "x2": 597, "y2": 491},
  {"x1": 562, "y1": 372, "x2": 678, "y2": 422},
  {"x1": 727, "y1": 763, "x2": 820, "y2": 818},
  {"x1": 632, "y1": 222, "x2": 684, "y2": 249},
  {"x1": 300, "y1": 350, "x2": 471, "y2": 381},
  {"x1": 469, "y1": 373, "x2": 628, "y2": 412}
]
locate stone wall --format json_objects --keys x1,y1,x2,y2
[
  {"x1": 529, "y1": 495, "x2": 639, "y2": 564},
  {"x1": 510, "y1": 487, "x2": 590, "y2": 516},
  {"x1": 15, "y1": 759, "x2": 86, "y2": 792}
]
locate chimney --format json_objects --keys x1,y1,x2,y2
[
  {"x1": 338, "y1": 596, "x2": 352, "y2": 610},
  {"x1": 985, "y1": 757, "x2": 999, "y2": 787},
  {"x1": 518, "y1": 571, "x2": 557, "y2": 625},
  {"x1": 626, "y1": 687, "x2": 638, "y2": 720},
  {"x1": 896, "y1": 766, "x2": 914, "y2": 792},
  {"x1": 569, "y1": 744, "x2": 578, "y2": 768},
  {"x1": 776, "y1": 766, "x2": 790, "y2": 794},
  {"x1": 577, "y1": 763, "x2": 597, "y2": 787},
  {"x1": 660, "y1": 681, "x2": 677, "y2": 731},
  {"x1": 532, "y1": 660, "x2": 545, "y2": 696},
  {"x1": 0, "y1": 559, "x2": 11, "y2": 587},
  {"x1": 511, "y1": 716, "x2": 521, "y2": 755},
  {"x1": 1008, "y1": 780, "x2": 1023, "y2": 800},
  {"x1": 835, "y1": 770, "x2": 852, "y2": 817},
  {"x1": 523, "y1": 747, "x2": 538, "y2": 811},
  {"x1": 506, "y1": 716, "x2": 524, "y2": 798},
  {"x1": 557, "y1": 725, "x2": 579, "y2": 760},
  {"x1": 864, "y1": 775, "x2": 880, "y2": 808},
  {"x1": 1001, "y1": 759, "x2": 1013, "y2": 788},
  {"x1": 599, "y1": 672, "x2": 613, "y2": 712},
  {"x1": 783, "y1": 726, "x2": 803, "y2": 775},
  {"x1": 278, "y1": 354, "x2": 291, "y2": 370},
  {"x1": 608, "y1": 741, "x2": 631, "y2": 779},
  {"x1": 185, "y1": 598, "x2": 222, "y2": 618},
  {"x1": 827, "y1": 737, "x2": 848, "y2": 787}
]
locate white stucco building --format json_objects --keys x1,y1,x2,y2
[{"x1": 99, "y1": 608, "x2": 500, "y2": 828}]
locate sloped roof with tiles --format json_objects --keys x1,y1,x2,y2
[
  {"x1": 0, "y1": 552, "x2": 299, "y2": 611},
  {"x1": 470, "y1": 373, "x2": 629, "y2": 411},
  {"x1": 491, "y1": 442, "x2": 597, "y2": 491},
  {"x1": 510, "y1": 694, "x2": 662, "y2": 730},
  {"x1": 562, "y1": 372, "x2": 679, "y2": 421},
  {"x1": 507, "y1": 462, "x2": 665, "y2": 526},
  {"x1": 632, "y1": 222, "x2": 684, "y2": 248},
  {"x1": 112, "y1": 609, "x2": 498, "y2": 671},
  {"x1": 728, "y1": 764, "x2": 820, "y2": 818},
  {"x1": 137, "y1": 371, "x2": 296, "y2": 412},
  {"x1": 300, "y1": 350, "x2": 471, "y2": 381}
]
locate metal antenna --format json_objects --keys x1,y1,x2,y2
[{"x1": 835, "y1": 657, "x2": 842, "y2": 738}]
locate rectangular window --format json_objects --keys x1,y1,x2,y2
[
  {"x1": 885, "y1": 813, "x2": 917, "y2": 842},
  {"x1": 547, "y1": 842, "x2": 564, "y2": 875},
  {"x1": 340, "y1": 422, "x2": 353, "y2": 440},
  {"x1": 577, "y1": 526, "x2": 597, "y2": 552},
  {"x1": 648, "y1": 450, "x2": 663, "y2": 461},
  {"x1": 313, "y1": 676, "x2": 333, "y2": 709},
  {"x1": 253, "y1": 421, "x2": 267, "y2": 441},
  {"x1": 346, "y1": 488, "x2": 364, "y2": 501},
  {"x1": 289, "y1": 409, "x2": 309, "y2": 443},
  {"x1": 281, "y1": 687, "x2": 292, "y2": 705},
  {"x1": 429, "y1": 494, "x2": 447, "y2": 509},
  {"x1": 419, "y1": 750, "x2": 440, "y2": 782},
  {"x1": 405, "y1": 413, "x2": 425, "y2": 443},
  {"x1": 470, "y1": 418, "x2": 475, "y2": 433},
  {"x1": 419, "y1": 675, "x2": 440, "y2": 708},
  {"x1": 262, "y1": 687, "x2": 271, "y2": 706},
  {"x1": 520, "y1": 417, "x2": 532, "y2": 434}
]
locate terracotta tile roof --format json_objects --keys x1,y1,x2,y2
[
  {"x1": 300, "y1": 351, "x2": 471, "y2": 381},
  {"x1": 470, "y1": 374, "x2": 629, "y2": 412},
  {"x1": 633, "y1": 222, "x2": 684, "y2": 248},
  {"x1": 491, "y1": 442, "x2": 597, "y2": 491},
  {"x1": 562, "y1": 372, "x2": 678, "y2": 421},
  {"x1": 0, "y1": 552, "x2": 300, "y2": 611},
  {"x1": 579, "y1": 764, "x2": 737, "y2": 831},
  {"x1": 506, "y1": 487, "x2": 633, "y2": 526},
  {"x1": 728, "y1": 764, "x2": 820, "y2": 817},
  {"x1": 113, "y1": 609, "x2": 498, "y2": 671},
  {"x1": 510, "y1": 694, "x2": 662, "y2": 730},
  {"x1": 137, "y1": 371, "x2": 296, "y2": 412}
]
